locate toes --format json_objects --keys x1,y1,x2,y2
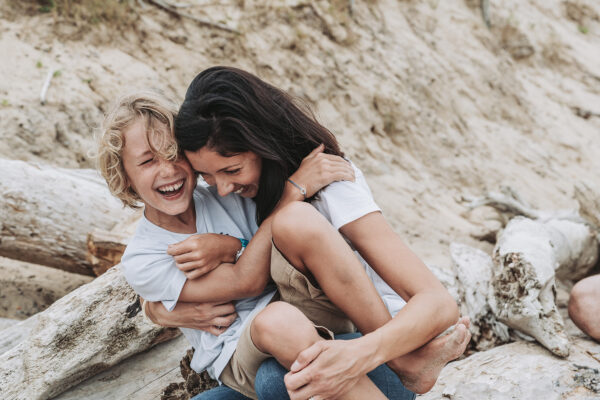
[
  {"x1": 452, "y1": 323, "x2": 468, "y2": 345},
  {"x1": 457, "y1": 316, "x2": 471, "y2": 329}
]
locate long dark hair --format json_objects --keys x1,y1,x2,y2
[{"x1": 175, "y1": 66, "x2": 344, "y2": 224}]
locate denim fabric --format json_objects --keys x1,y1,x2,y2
[
  {"x1": 191, "y1": 384, "x2": 251, "y2": 400},
  {"x1": 193, "y1": 332, "x2": 416, "y2": 400}
]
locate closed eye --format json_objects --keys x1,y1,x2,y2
[
  {"x1": 139, "y1": 158, "x2": 154, "y2": 166},
  {"x1": 224, "y1": 169, "x2": 241, "y2": 175}
]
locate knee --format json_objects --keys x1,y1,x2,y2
[
  {"x1": 272, "y1": 202, "x2": 327, "y2": 247},
  {"x1": 251, "y1": 302, "x2": 304, "y2": 349},
  {"x1": 568, "y1": 277, "x2": 600, "y2": 338}
]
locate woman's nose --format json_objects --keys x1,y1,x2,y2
[{"x1": 216, "y1": 177, "x2": 234, "y2": 197}]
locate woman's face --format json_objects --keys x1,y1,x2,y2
[
  {"x1": 122, "y1": 118, "x2": 196, "y2": 219},
  {"x1": 185, "y1": 147, "x2": 262, "y2": 198}
]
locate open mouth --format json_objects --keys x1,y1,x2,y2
[{"x1": 157, "y1": 179, "x2": 185, "y2": 198}]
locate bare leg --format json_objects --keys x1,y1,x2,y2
[
  {"x1": 251, "y1": 302, "x2": 386, "y2": 399},
  {"x1": 271, "y1": 202, "x2": 470, "y2": 394},
  {"x1": 569, "y1": 274, "x2": 600, "y2": 341}
]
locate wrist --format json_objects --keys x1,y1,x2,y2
[
  {"x1": 142, "y1": 299, "x2": 163, "y2": 327},
  {"x1": 357, "y1": 329, "x2": 387, "y2": 371},
  {"x1": 283, "y1": 180, "x2": 306, "y2": 203},
  {"x1": 224, "y1": 235, "x2": 242, "y2": 263},
  {"x1": 287, "y1": 178, "x2": 307, "y2": 199}
]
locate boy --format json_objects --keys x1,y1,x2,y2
[{"x1": 97, "y1": 92, "x2": 386, "y2": 399}]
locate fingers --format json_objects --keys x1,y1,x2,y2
[
  {"x1": 167, "y1": 239, "x2": 193, "y2": 256},
  {"x1": 208, "y1": 312, "x2": 238, "y2": 328},
  {"x1": 203, "y1": 325, "x2": 228, "y2": 336},
  {"x1": 290, "y1": 341, "x2": 324, "y2": 373},
  {"x1": 305, "y1": 143, "x2": 325, "y2": 159},
  {"x1": 286, "y1": 380, "x2": 319, "y2": 400},
  {"x1": 173, "y1": 252, "x2": 202, "y2": 264},
  {"x1": 198, "y1": 301, "x2": 236, "y2": 317},
  {"x1": 184, "y1": 267, "x2": 212, "y2": 279}
]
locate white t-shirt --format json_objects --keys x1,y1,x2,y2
[
  {"x1": 311, "y1": 162, "x2": 407, "y2": 317},
  {"x1": 121, "y1": 184, "x2": 276, "y2": 381}
]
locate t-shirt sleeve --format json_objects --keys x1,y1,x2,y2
[
  {"x1": 312, "y1": 163, "x2": 381, "y2": 230},
  {"x1": 121, "y1": 246, "x2": 187, "y2": 312}
]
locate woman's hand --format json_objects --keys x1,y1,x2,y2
[
  {"x1": 146, "y1": 300, "x2": 238, "y2": 335},
  {"x1": 288, "y1": 144, "x2": 355, "y2": 199},
  {"x1": 167, "y1": 233, "x2": 241, "y2": 279},
  {"x1": 284, "y1": 337, "x2": 378, "y2": 399}
]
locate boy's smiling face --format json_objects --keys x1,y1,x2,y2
[{"x1": 122, "y1": 118, "x2": 196, "y2": 223}]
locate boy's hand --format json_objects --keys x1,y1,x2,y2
[
  {"x1": 168, "y1": 234, "x2": 241, "y2": 279},
  {"x1": 146, "y1": 300, "x2": 237, "y2": 334}
]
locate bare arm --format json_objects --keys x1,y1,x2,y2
[
  {"x1": 339, "y1": 211, "x2": 458, "y2": 365},
  {"x1": 285, "y1": 212, "x2": 459, "y2": 398}
]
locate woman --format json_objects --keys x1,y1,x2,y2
[{"x1": 148, "y1": 66, "x2": 469, "y2": 399}]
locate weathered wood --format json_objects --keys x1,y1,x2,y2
[
  {"x1": 87, "y1": 229, "x2": 130, "y2": 276},
  {"x1": 0, "y1": 159, "x2": 135, "y2": 275},
  {"x1": 56, "y1": 336, "x2": 190, "y2": 400},
  {"x1": 449, "y1": 243, "x2": 510, "y2": 351},
  {"x1": 0, "y1": 256, "x2": 92, "y2": 319},
  {"x1": 0, "y1": 315, "x2": 38, "y2": 356},
  {"x1": 490, "y1": 217, "x2": 594, "y2": 357},
  {"x1": 420, "y1": 338, "x2": 600, "y2": 400},
  {"x1": 0, "y1": 265, "x2": 180, "y2": 400},
  {"x1": 0, "y1": 317, "x2": 19, "y2": 332}
]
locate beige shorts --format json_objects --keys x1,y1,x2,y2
[{"x1": 219, "y1": 244, "x2": 355, "y2": 399}]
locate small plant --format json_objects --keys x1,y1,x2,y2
[
  {"x1": 53, "y1": 70, "x2": 62, "y2": 78},
  {"x1": 36, "y1": 61, "x2": 43, "y2": 68},
  {"x1": 38, "y1": 0, "x2": 55, "y2": 13},
  {"x1": 82, "y1": 78, "x2": 93, "y2": 84},
  {"x1": 578, "y1": 25, "x2": 589, "y2": 34},
  {"x1": 1, "y1": 99, "x2": 10, "y2": 107}
]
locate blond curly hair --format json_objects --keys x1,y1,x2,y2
[{"x1": 97, "y1": 91, "x2": 180, "y2": 208}]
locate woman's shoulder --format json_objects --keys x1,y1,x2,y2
[
  {"x1": 316, "y1": 160, "x2": 372, "y2": 199},
  {"x1": 311, "y1": 160, "x2": 381, "y2": 230}
]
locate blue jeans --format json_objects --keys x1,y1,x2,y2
[{"x1": 192, "y1": 333, "x2": 416, "y2": 400}]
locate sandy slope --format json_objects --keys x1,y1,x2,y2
[
  {"x1": 1, "y1": 0, "x2": 599, "y2": 271},
  {"x1": 1, "y1": 1, "x2": 600, "y2": 398}
]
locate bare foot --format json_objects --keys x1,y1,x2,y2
[{"x1": 387, "y1": 317, "x2": 471, "y2": 394}]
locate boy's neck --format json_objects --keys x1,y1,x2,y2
[{"x1": 144, "y1": 203, "x2": 197, "y2": 234}]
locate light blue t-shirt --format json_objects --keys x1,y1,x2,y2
[{"x1": 121, "y1": 184, "x2": 276, "y2": 381}]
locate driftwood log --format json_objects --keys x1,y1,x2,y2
[
  {"x1": 449, "y1": 243, "x2": 510, "y2": 351},
  {"x1": 0, "y1": 266, "x2": 179, "y2": 400},
  {"x1": 0, "y1": 159, "x2": 135, "y2": 275},
  {"x1": 420, "y1": 337, "x2": 600, "y2": 399},
  {"x1": 455, "y1": 188, "x2": 599, "y2": 357},
  {"x1": 491, "y1": 216, "x2": 598, "y2": 357}
]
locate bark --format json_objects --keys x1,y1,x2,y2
[
  {"x1": 0, "y1": 265, "x2": 179, "y2": 400},
  {"x1": 86, "y1": 229, "x2": 129, "y2": 276},
  {"x1": 0, "y1": 159, "x2": 135, "y2": 275}
]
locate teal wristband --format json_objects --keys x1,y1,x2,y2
[{"x1": 239, "y1": 238, "x2": 249, "y2": 247}]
